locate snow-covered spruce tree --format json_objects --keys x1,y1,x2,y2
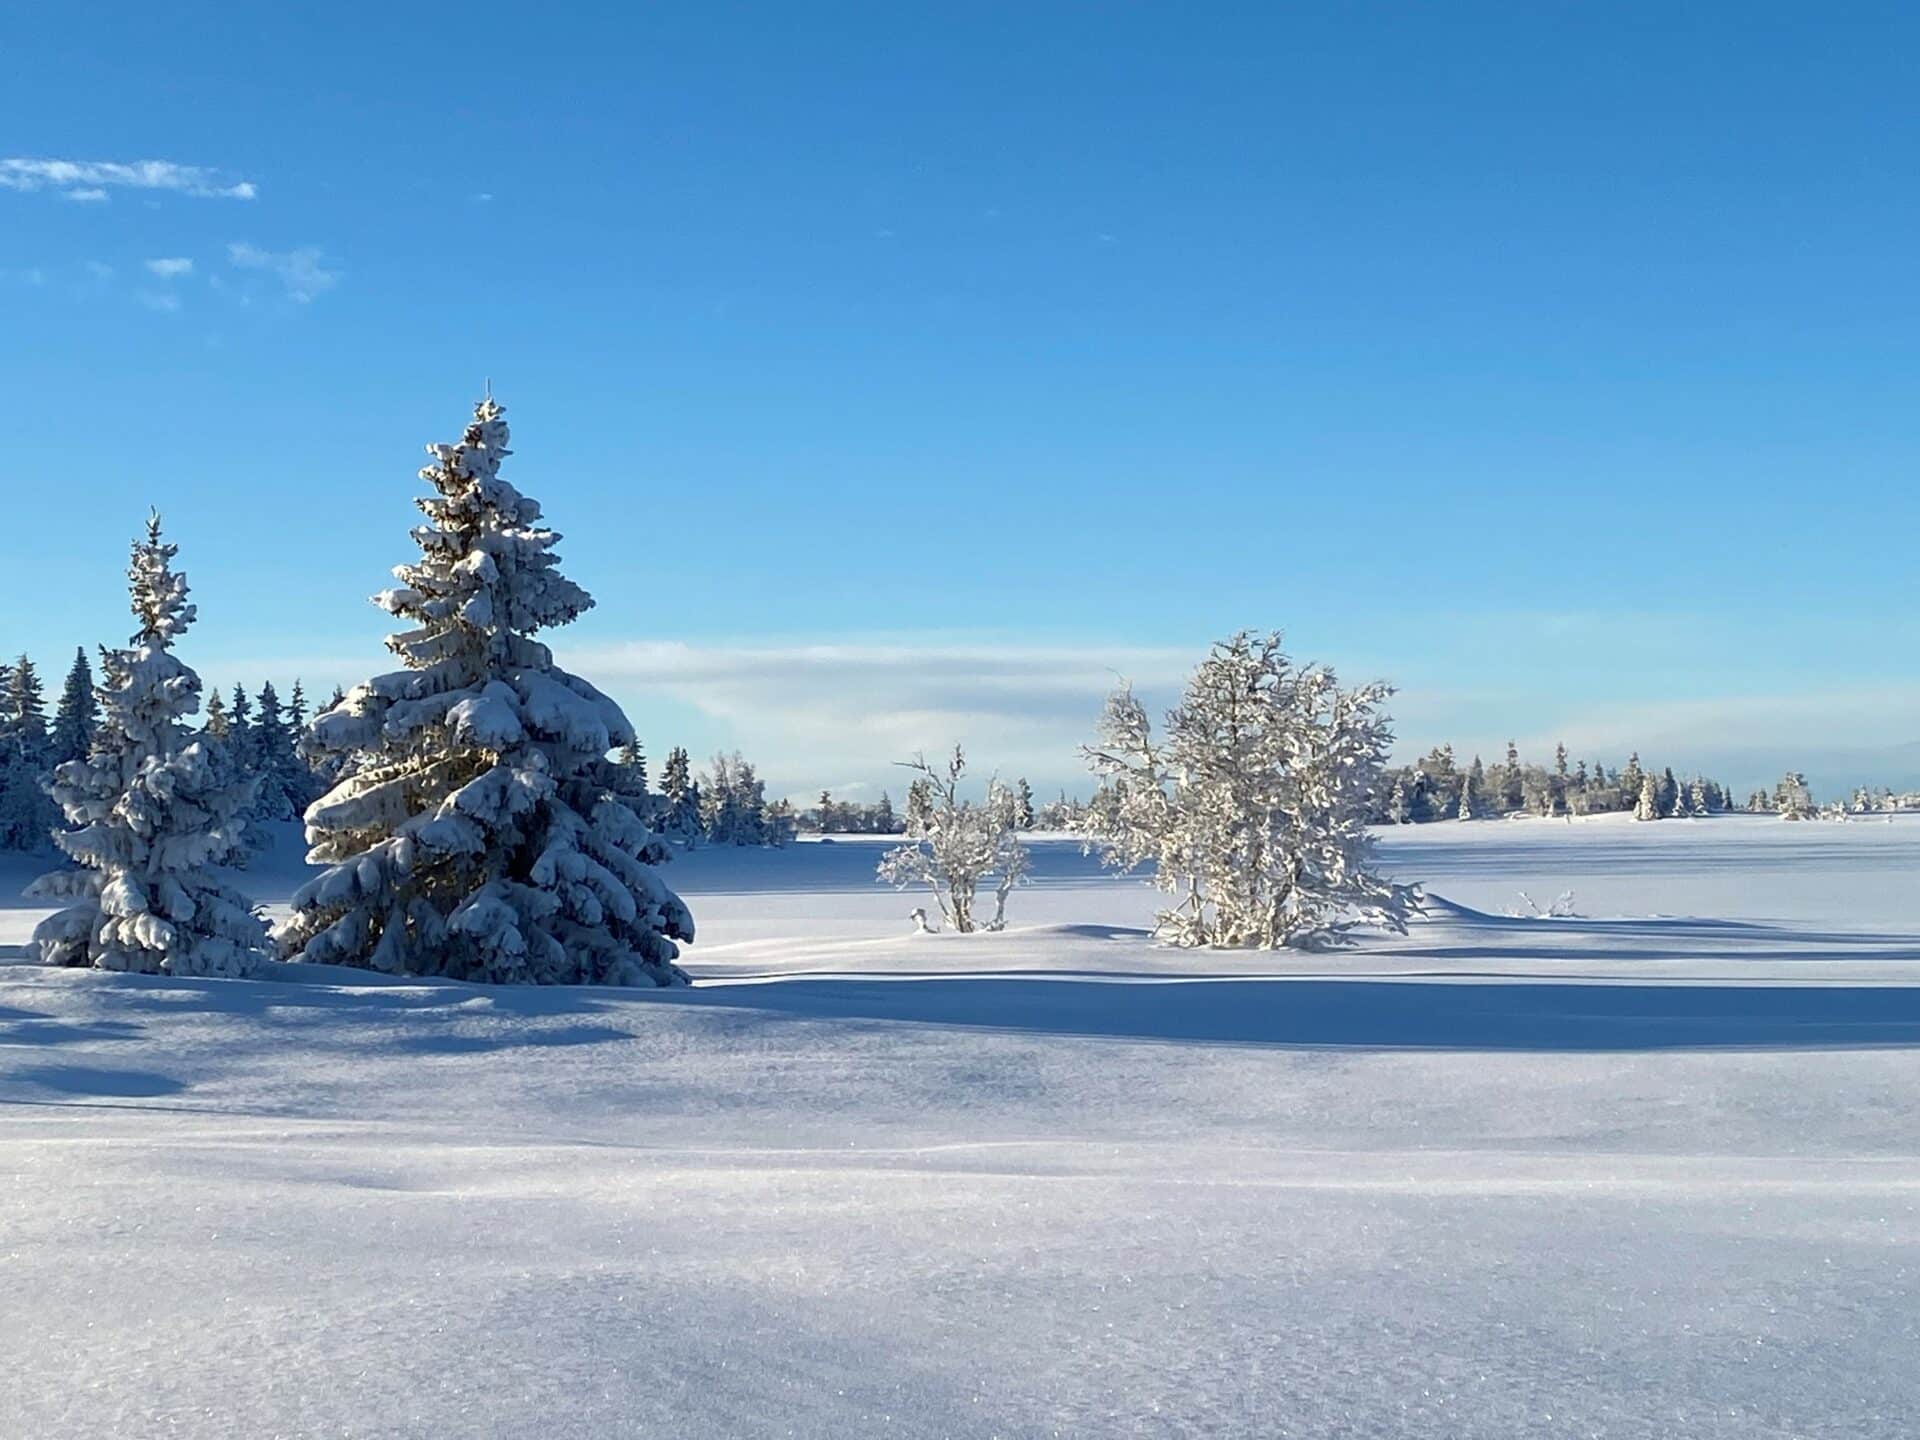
[
  {"x1": 227, "y1": 683, "x2": 254, "y2": 772},
  {"x1": 657, "y1": 745, "x2": 702, "y2": 845},
  {"x1": 617, "y1": 736, "x2": 646, "y2": 789},
  {"x1": 905, "y1": 776, "x2": 934, "y2": 832},
  {"x1": 248, "y1": 680, "x2": 309, "y2": 823},
  {"x1": 764, "y1": 797, "x2": 798, "y2": 847},
  {"x1": 4, "y1": 655, "x2": 50, "y2": 761},
  {"x1": 0, "y1": 654, "x2": 59, "y2": 850},
  {"x1": 1456, "y1": 772, "x2": 1475, "y2": 821},
  {"x1": 203, "y1": 686, "x2": 230, "y2": 739},
  {"x1": 277, "y1": 396, "x2": 693, "y2": 986},
  {"x1": 1080, "y1": 631, "x2": 1415, "y2": 950},
  {"x1": 877, "y1": 747, "x2": 1030, "y2": 932},
  {"x1": 698, "y1": 751, "x2": 769, "y2": 845},
  {"x1": 51, "y1": 647, "x2": 99, "y2": 768},
  {"x1": 1621, "y1": 752, "x2": 1644, "y2": 801},
  {"x1": 1634, "y1": 774, "x2": 1659, "y2": 820},
  {"x1": 26, "y1": 516, "x2": 271, "y2": 976},
  {"x1": 1776, "y1": 771, "x2": 1814, "y2": 822}
]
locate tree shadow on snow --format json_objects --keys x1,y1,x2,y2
[
  {"x1": 8, "y1": 1064, "x2": 188, "y2": 1098},
  {"x1": 1381, "y1": 833, "x2": 1920, "y2": 880},
  {"x1": 674, "y1": 974, "x2": 1920, "y2": 1052},
  {"x1": 1419, "y1": 896, "x2": 1920, "y2": 948},
  {"x1": 0, "y1": 1014, "x2": 149, "y2": 1046}
]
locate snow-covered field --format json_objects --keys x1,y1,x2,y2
[{"x1": 4, "y1": 813, "x2": 1918, "y2": 1438}]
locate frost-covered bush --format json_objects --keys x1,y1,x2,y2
[
  {"x1": 1080, "y1": 630, "x2": 1415, "y2": 950},
  {"x1": 27, "y1": 516, "x2": 271, "y2": 977},
  {"x1": 277, "y1": 396, "x2": 692, "y2": 986},
  {"x1": 876, "y1": 747, "x2": 1029, "y2": 933}
]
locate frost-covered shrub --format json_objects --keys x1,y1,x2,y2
[
  {"x1": 877, "y1": 747, "x2": 1029, "y2": 933},
  {"x1": 277, "y1": 397, "x2": 692, "y2": 986},
  {"x1": 27, "y1": 516, "x2": 271, "y2": 977},
  {"x1": 1079, "y1": 630, "x2": 1415, "y2": 950}
]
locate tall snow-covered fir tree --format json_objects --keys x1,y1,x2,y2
[
  {"x1": 26, "y1": 515, "x2": 271, "y2": 977},
  {"x1": 277, "y1": 395, "x2": 693, "y2": 986}
]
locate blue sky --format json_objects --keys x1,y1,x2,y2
[{"x1": 3, "y1": 2, "x2": 1918, "y2": 800}]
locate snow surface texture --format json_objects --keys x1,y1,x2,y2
[{"x1": 3, "y1": 812, "x2": 1919, "y2": 1437}]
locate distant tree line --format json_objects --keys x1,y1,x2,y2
[
  {"x1": 1377, "y1": 741, "x2": 1738, "y2": 824},
  {"x1": 804, "y1": 776, "x2": 1050, "y2": 836},
  {"x1": 0, "y1": 650, "x2": 334, "y2": 855},
  {"x1": 1375, "y1": 742, "x2": 1889, "y2": 824}
]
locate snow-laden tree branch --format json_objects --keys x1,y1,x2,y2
[
  {"x1": 276, "y1": 397, "x2": 693, "y2": 986},
  {"x1": 876, "y1": 747, "x2": 1029, "y2": 933},
  {"x1": 1078, "y1": 631, "x2": 1417, "y2": 950},
  {"x1": 28, "y1": 514, "x2": 272, "y2": 976}
]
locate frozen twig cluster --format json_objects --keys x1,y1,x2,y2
[{"x1": 877, "y1": 747, "x2": 1029, "y2": 933}]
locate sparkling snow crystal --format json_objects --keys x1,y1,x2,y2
[{"x1": 276, "y1": 397, "x2": 693, "y2": 985}]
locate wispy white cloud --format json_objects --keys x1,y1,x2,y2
[
  {"x1": 135, "y1": 290, "x2": 182, "y2": 313},
  {"x1": 144, "y1": 257, "x2": 193, "y2": 278},
  {"x1": 0, "y1": 158, "x2": 256, "y2": 201},
  {"x1": 555, "y1": 638, "x2": 1197, "y2": 794},
  {"x1": 227, "y1": 242, "x2": 339, "y2": 302},
  {"x1": 1504, "y1": 687, "x2": 1920, "y2": 761}
]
